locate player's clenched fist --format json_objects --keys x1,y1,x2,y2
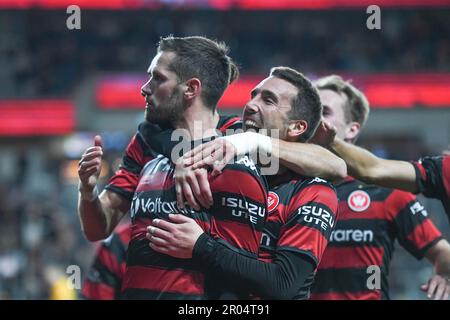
[{"x1": 78, "y1": 135, "x2": 104, "y2": 194}]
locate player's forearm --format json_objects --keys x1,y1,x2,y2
[
  {"x1": 77, "y1": 187, "x2": 111, "y2": 241},
  {"x1": 427, "y1": 240, "x2": 450, "y2": 278},
  {"x1": 331, "y1": 138, "x2": 418, "y2": 192},
  {"x1": 435, "y1": 256, "x2": 450, "y2": 279},
  {"x1": 331, "y1": 138, "x2": 381, "y2": 178},
  {"x1": 273, "y1": 139, "x2": 347, "y2": 182},
  {"x1": 193, "y1": 234, "x2": 313, "y2": 299}
]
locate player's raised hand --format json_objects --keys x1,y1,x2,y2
[
  {"x1": 78, "y1": 135, "x2": 104, "y2": 192},
  {"x1": 420, "y1": 274, "x2": 450, "y2": 300},
  {"x1": 310, "y1": 120, "x2": 337, "y2": 147}
]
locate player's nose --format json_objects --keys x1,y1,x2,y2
[
  {"x1": 244, "y1": 102, "x2": 259, "y2": 114},
  {"x1": 141, "y1": 80, "x2": 152, "y2": 97}
]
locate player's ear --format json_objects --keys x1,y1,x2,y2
[
  {"x1": 184, "y1": 78, "x2": 202, "y2": 100},
  {"x1": 287, "y1": 120, "x2": 307, "y2": 140},
  {"x1": 345, "y1": 122, "x2": 360, "y2": 142}
]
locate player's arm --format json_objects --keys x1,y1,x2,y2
[
  {"x1": 182, "y1": 131, "x2": 346, "y2": 180},
  {"x1": 273, "y1": 120, "x2": 346, "y2": 181},
  {"x1": 147, "y1": 215, "x2": 314, "y2": 299},
  {"x1": 423, "y1": 240, "x2": 450, "y2": 300},
  {"x1": 137, "y1": 121, "x2": 183, "y2": 161},
  {"x1": 77, "y1": 135, "x2": 131, "y2": 241},
  {"x1": 78, "y1": 190, "x2": 130, "y2": 242},
  {"x1": 330, "y1": 137, "x2": 418, "y2": 192},
  {"x1": 272, "y1": 138, "x2": 347, "y2": 182},
  {"x1": 195, "y1": 233, "x2": 315, "y2": 299},
  {"x1": 388, "y1": 190, "x2": 448, "y2": 300},
  {"x1": 426, "y1": 239, "x2": 450, "y2": 278}
]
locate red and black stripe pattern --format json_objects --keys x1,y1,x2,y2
[
  {"x1": 310, "y1": 177, "x2": 443, "y2": 300},
  {"x1": 105, "y1": 115, "x2": 242, "y2": 203},
  {"x1": 105, "y1": 132, "x2": 156, "y2": 202},
  {"x1": 122, "y1": 153, "x2": 268, "y2": 299},
  {"x1": 413, "y1": 155, "x2": 450, "y2": 216},
  {"x1": 259, "y1": 177, "x2": 338, "y2": 299},
  {"x1": 82, "y1": 223, "x2": 130, "y2": 300}
]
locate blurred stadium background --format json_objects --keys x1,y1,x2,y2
[{"x1": 0, "y1": 0, "x2": 449, "y2": 299}]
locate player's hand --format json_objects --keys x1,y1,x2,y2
[
  {"x1": 310, "y1": 120, "x2": 337, "y2": 147},
  {"x1": 420, "y1": 274, "x2": 450, "y2": 300},
  {"x1": 78, "y1": 135, "x2": 103, "y2": 193},
  {"x1": 146, "y1": 214, "x2": 203, "y2": 259},
  {"x1": 174, "y1": 157, "x2": 213, "y2": 211},
  {"x1": 183, "y1": 138, "x2": 236, "y2": 177}
]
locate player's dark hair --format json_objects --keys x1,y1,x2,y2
[
  {"x1": 270, "y1": 67, "x2": 322, "y2": 142},
  {"x1": 158, "y1": 36, "x2": 239, "y2": 111}
]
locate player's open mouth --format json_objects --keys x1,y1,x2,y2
[{"x1": 244, "y1": 119, "x2": 261, "y2": 131}]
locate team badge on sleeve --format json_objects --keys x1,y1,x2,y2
[
  {"x1": 348, "y1": 190, "x2": 371, "y2": 212},
  {"x1": 268, "y1": 191, "x2": 280, "y2": 213}
]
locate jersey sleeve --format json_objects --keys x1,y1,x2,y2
[
  {"x1": 387, "y1": 189, "x2": 443, "y2": 260},
  {"x1": 412, "y1": 155, "x2": 450, "y2": 214},
  {"x1": 277, "y1": 178, "x2": 339, "y2": 268},
  {"x1": 413, "y1": 156, "x2": 446, "y2": 198},
  {"x1": 105, "y1": 131, "x2": 155, "y2": 202},
  {"x1": 207, "y1": 155, "x2": 268, "y2": 258},
  {"x1": 82, "y1": 227, "x2": 129, "y2": 300},
  {"x1": 193, "y1": 233, "x2": 315, "y2": 299}
]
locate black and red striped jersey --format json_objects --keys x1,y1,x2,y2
[
  {"x1": 413, "y1": 155, "x2": 450, "y2": 216},
  {"x1": 105, "y1": 116, "x2": 242, "y2": 202},
  {"x1": 122, "y1": 153, "x2": 268, "y2": 299},
  {"x1": 310, "y1": 177, "x2": 443, "y2": 300},
  {"x1": 82, "y1": 223, "x2": 130, "y2": 300},
  {"x1": 259, "y1": 177, "x2": 339, "y2": 299}
]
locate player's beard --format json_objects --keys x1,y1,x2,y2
[{"x1": 145, "y1": 88, "x2": 185, "y2": 127}]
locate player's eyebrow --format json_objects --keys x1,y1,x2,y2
[
  {"x1": 250, "y1": 88, "x2": 278, "y2": 103},
  {"x1": 250, "y1": 88, "x2": 259, "y2": 98},
  {"x1": 260, "y1": 89, "x2": 279, "y2": 104},
  {"x1": 147, "y1": 69, "x2": 163, "y2": 77}
]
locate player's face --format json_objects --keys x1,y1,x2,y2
[
  {"x1": 141, "y1": 51, "x2": 185, "y2": 126},
  {"x1": 318, "y1": 89, "x2": 351, "y2": 140},
  {"x1": 242, "y1": 76, "x2": 298, "y2": 140}
]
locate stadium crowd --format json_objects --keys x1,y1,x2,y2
[{"x1": 0, "y1": 9, "x2": 449, "y2": 97}]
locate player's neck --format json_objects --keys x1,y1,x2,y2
[{"x1": 174, "y1": 105, "x2": 220, "y2": 141}]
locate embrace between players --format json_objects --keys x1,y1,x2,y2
[{"x1": 78, "y1": 36, "x2": 450, "y2": 300}]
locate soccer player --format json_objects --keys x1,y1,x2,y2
[
  {"x1": 146, "y1": 68, "x2": 339, "y2": 299},
  {"x1": 82, "y1": 223, "x2": 130, "y2": 300},
  {"x1": 79, "y1": 36, "x2": 272, "y2": 299},
  {"x1": 305, "y1": 75, "x2": 450, "y2": 300},
  {"x1": 323, "y1": 135, "x2": 449, "y2": 220}
]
